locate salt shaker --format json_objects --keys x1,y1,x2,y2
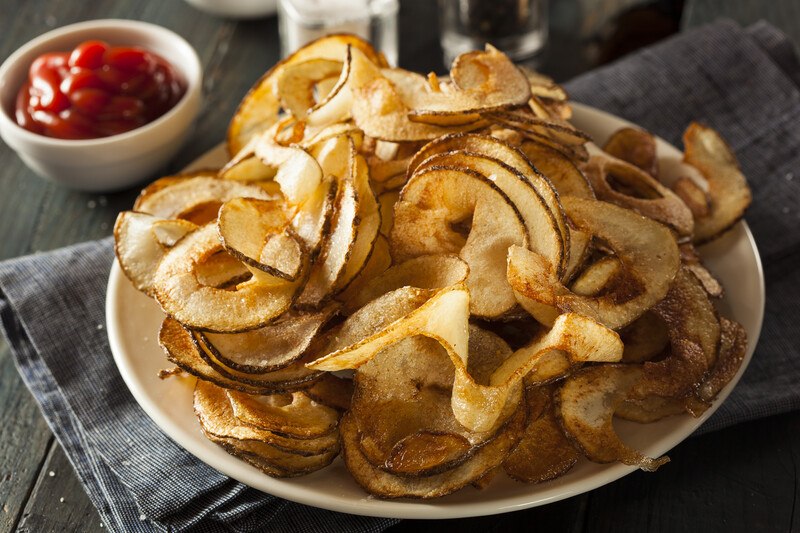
[{"x1": 278, "y1": 0, "x2": 398, "y2": 65}]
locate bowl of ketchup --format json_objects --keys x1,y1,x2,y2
[{"x1": 0, "y1": 20, "x2": 202, "y2": 191}]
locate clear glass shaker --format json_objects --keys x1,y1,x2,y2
[{"x1": 278, "y1": 0, "x2": 399, "y2": 66}]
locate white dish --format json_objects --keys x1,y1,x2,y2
[
  {"x1": 106, "y1": 103, "x2": 765, "y2": 519},
  {"x1": 183, "y1": 0, "x2": 277, "y2": 19}
]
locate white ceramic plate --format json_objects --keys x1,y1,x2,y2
[{"x1": 107, "y1": 103, "x2": 765, "y2": 519}]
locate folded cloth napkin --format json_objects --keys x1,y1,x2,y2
[{"x1": 2, "y1": 18, "x2": 800, "y2": 533}]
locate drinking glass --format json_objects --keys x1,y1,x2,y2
[{"x1": 438, "y1": 0, "x2": 549, "y2": 65}]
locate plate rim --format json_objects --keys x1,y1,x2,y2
[{"x1": 106, "y1": 102, "x2": 765, "y2": 519}]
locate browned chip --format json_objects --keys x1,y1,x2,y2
[
  {"x1": 619, "y1": 311, "x2": 670, "y2": 363},
  {"x1": 227, "y1": 33, "x2": 386, "y2": 155},
  {"x1": 350, "y1": 327, "x2": 522, "y2": 478},
  {"x1": 680, "y1": 242, "x2": 723, "y2": 298},
  {"x1": 584, "y1": 154, "x2": 694, "y2": 238},
  {"x1": 200, "y1": 304, "x2": 338, "y2": 374},
  {"x1": 672, "y1": 176, "x2": 710, "y2": 218},
  {"x1": 603, "y1": 127, "x2": 659, "y2": 178},
  {"x1": 508, "y1": 197, "x2": 680, "y2": 330},
  {"x1": 153, "y1": 225, "x2": 299, "y2": 332},
  {"x1": 391, "y1": 166, "x2": 528, "y2": 318},
  {"x1": 303, "y1": 373, "x2": 354, "y2": 411},
  {"x1": 556, "y1": 364, "x2": 669, "y2": 471},
  {"x1": 193, "y1": 379, "x2": 340, "y2": 456},
  {"x1": 683, "y1": 123, "x2": 752, "y2": 244},
  {"x1": 194, "y1": 380, "x2": 339, "y2": 475},
  {"x1": 503, "y1": 386, "x2": 580, "y2": 483},
  {"x1": 227, "y1": 388, "x2": 340, "y2": 439},
  {"x1": 210, "y1": 433, "x2": 338, "y2": 477},
  {"x1": 339, "y1": 400, "x2": 525, "y2": 499},
  {"x1": 694, "y1": 317, "x2": 747, "y2": 405},
  {"x1": 631, "y1": 267, "x2": 720, "y2": 400},
  {"x1": 160, "y1": 318, "x2": 321, "y2": 394}
]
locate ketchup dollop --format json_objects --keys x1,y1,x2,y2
[{"x1": 15, "y1": 40, "x2": 186, "y2": 139}]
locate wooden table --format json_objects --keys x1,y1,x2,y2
[{"x1": 1, "y1": 1, "x2": 797, "y2": 531}]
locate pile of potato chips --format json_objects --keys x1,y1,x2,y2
[{"x1": 114, "y1": 34, "x2": 751, "y2": 496}]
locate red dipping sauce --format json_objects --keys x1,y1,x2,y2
[{"x1": 15, "y1": 40, "x2": 186, "y2": 139}]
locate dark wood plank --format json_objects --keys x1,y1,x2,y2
[
  {"x1": 0, "y1": 344, "x2": 53, "y2": 532},
  {"x1": 387, "y1": 495, "x2": 587, "y2": 533},
  {"x1": 15, "y1": 442, "x2": 103, "y2": 533},
  {"x1": 584, "y1": 410, "x2": 800, "y2": 533}
]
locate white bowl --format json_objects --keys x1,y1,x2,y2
[
  {"x1": 0, "y1": 19, "x2": 202, "y2": 192},
  {"x1": 184, "y1": 0, "x2": 277, "y2": 19}
]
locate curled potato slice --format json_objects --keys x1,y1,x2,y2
[
  {"x1": 193, "y1": 330, "x2": 322, "y2": 388},
  {"x1": 153, "y1": 224, "x2": 299, "y2": 332},
  {"x1": 227, "y1": 33, "x2": 386, "y2": 154},
  {"x1": 503, "y1": 386, "x2": 580, "y2": 483},
  {"x1": 630, "y1": 267, "x2": 720, "y2": 399},
  {"x1": 200, "y1": 304, "x2": 338, "y2": 374},
  {"x1": 277, "y1": 58, "x2": 344, "y2": 118},
  {"x1": 135, "y1": 176, "x2": 276, "y2": 223},
  {"x1": 694, "y1": 317, "x2": 747, "y2": 405},
  {"x1": 305, "y1": 46, "x2": 384, "y2": 126},
  {"x1": 519, "y1": 140, "x2": 594, "y2": 199},
  {"x1": 407, "y1": 45, "x2": 531, "y2": 118},
  {"x1": 295, "y1": 181, "x2": 358, "y2": 307},
  {"x1": 217, "y1": 198, "x2": 303, "y2": 283},
  {"x1": 489, "y1": 109, "x2": 591, "y2": 148},
  {"x1": 227, "y1": 389, "x2": 340, "y2": 439},
  {"x1": 391, "y1": 166, "x2": 528, "y2": 318},
  {"x1": 352, "y1": 327, "x2": 521, "y2": 477},
  {"x1": 351, "y1": 73, "x2": 488, "y2": 142},
  {"x1": 194, "y1": 380, "x2": 339, "y2": 468},
  {"x1": 557, "y1": 364, "x2": 669, "y2": 471},
  {"x1": 160, "y1": 318, "x2": 321, "y2": 394},
  {"x1": 340, "y1": 398, "x2": 526, "y2": 498},
  {"x1": 291, "y1": 176, "x2": 337, "y2": 256},
  {"x1": 337, "y1": 145, "x2": 381, "y2": 290},
  {"x1": 413, "y1": 151, "x2": 564, "y2": 275},
  {"x1": 603, "y1": 127, "x2": 659, "y2": 178},
  {"x1": 682, "y1": 123, "x2": 752, "y2": 244},
  {"x1": 406, "y1": 133, "x2": 569, "y2": 275},
  {"x1": 584, "y1": 154, "x2": 694, "y2": 238},
  {"x1": 508, "y1": 197, "x2": 680, "y2": 330},
  {"x1": 254, "y1": 135, "x2": 323, "y2": 205},
  {"x1": 210, "y1": 434, "x2": 338, "y2": 477},
  {"x1": 618, "y1": 317, "x2": 747, "y2": 423},
  {"x1": 114, "y1": 211, "x2": 196, "y2": 296}
]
